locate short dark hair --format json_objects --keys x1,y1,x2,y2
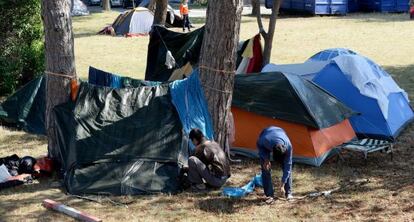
[
  {"x1": 274, "y1": 144, "x2": 287, "y2": 154},
  {"x1": 189, "y1": 128, "x2": 204, "y2": 142},
  {"x1": 273, "y1": 144, "x2": 287, "y2": 163}
]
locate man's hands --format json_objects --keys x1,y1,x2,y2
[
  {"x1": 280, "y1": 184, "x2": 286, "y2": 195},
  {"x1": 263, "y1": 159, "x2": 272, "y2": 171}
]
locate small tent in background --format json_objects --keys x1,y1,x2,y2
[
  {"x1": 111, "y1": 7, "x2": 154, "y2": 36},
  {"x1": 71, "y1": 0, "x2": 90, "y2": 16},
  {"x1": 100, "y1": 5, "x2": 184, "y2": 37},
  {"x1": 231, "y1": 72, "x2": 357, "y2": 166}
]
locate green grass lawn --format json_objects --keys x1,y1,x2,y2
[{"x1": 0, "y1": 9, "x2": 413, "y2": 222}]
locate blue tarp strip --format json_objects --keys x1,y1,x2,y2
[
  {"x1": 222, "y1": 174, "x2": 262, "y2": 198},
  {"x1": 88, "y1": 66, "x2": 122, "y2": 88},
  {"x1": 169, "y1": 69, "x2": 214, "y2": 145}
]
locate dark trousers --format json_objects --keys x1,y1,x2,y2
[
  {"x1": 182, "y1": 14, "x2": 190, "y2": 30},
  {"x1": 188, "y1": 156, "x2": 227, "y2": 188},
  {"x1": 260, "y1": 158, "x2": 292, "y2": 197},
  {"x1": 411, "y1": 8, "x2": 414, "y2": 19}
]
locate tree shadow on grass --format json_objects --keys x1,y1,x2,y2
[
  {"x1": 74, "y1": 32, "x2": 99, "y2": 39},
  {"x1": 0, "y1": 191, "x2": 90, "y2": 222},
  {"x1": 197, "y1": 197, "x2": 263, "y2": 214},
  {"x1": 0, "y1": 177, "x2": 63, "y2": 196},
  {"x1": 0, "y1": 129, "x2": 46, "y2": 146}
]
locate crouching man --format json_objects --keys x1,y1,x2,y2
[
  {"x1": 188, "y1": 128, "x2": 230, "y2": 191},
  {"x1": 257, "y1": 126, "x2": 293, "y2": 204}
]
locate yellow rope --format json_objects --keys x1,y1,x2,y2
[
  {"x1": 199, "y1": 65, "x2": 235, "y2": 74},
  {"x1": 45, "y1": 71, "x2": 76, "y2": 79},
  {"x1": 203, "y1": 84, "x2": 233, "y2": 94}
]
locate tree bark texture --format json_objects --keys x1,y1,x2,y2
[
  {"x1": 153, "y1": 0, "x2": 167, "y2": 25},
  {"x1": 103, "y1": 0, "x2": 111, "y2": 10},
  {"x1": 251, "y1": 0, "x2": 260, "y2": 15},
  {"x1": 199, "y1": 0, "x2": 243, "y2": 148},
  {"x1": 148, "y1": 0, "x2": 156, "y2": 11},
  {"x1": 254, "y1": 0, "x2": 281, "y2": 65},
  {"x1": 41, "y1": 0, "x2": 76, "y2": 160},
  {"x1": 71, "y1": 0, "x2": 74, "y2": 12}
]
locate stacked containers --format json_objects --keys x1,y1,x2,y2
[
  {"x1": 267, "y1": 0, "x2": 408, "y2": 14},
  {"x1": 269, "y1": 0, "x2": 348, "y2": 14},
  {"x1": 359, "y1": 0, "x2": 409, "y2": 12}
]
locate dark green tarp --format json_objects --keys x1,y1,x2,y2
[
  {"x1": 232, "y1": 72, "x2": 356, "y2": 129},
  {"x1": 0, "y1": 76, "x2": 45, "y2": 135},
  {"x1": 53, "y1": 82, "x2": 188, "y2": 195},
  {"x1": 145, "y1": 25, "x2": 204, "y2": 82}
]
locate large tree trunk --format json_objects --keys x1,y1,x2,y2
[
  {"x1": 251, "y1": 0, "x2": 260, "y2": 16},
  {"x1": 255, "y1": 0, "x2": 281, "y2": 66},
  {"x1": 199, "y1": 0, "x2": 243, "y2": 148},
  {"x1": 71, "y1": 0, "x2": 74, "y2": 13},
  {"x1": 41, "y1": 0, "x2": 76, "y2": 161},
  {"x1": 148, "y1": 0, "x2": 156, "y2": 11},
  {"x1": 153, "y1": 0, "x2": 167, "y2": 25},
  {"x1": 103, "y1": 0, "x2": 111, "y2": 10},
  {"x1": 262, "y1": 0, "x2": 280, "y2": 65}
]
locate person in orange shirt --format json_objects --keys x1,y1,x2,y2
[{"x1": 180, "y1": 0, "x2": 191, "y2": 32}]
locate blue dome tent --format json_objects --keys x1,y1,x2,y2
[
  {"x1": 311, "y1": 55, "x2": 414, "y2": 140},
  {"x1": 262, "y1": 50, "x2": 414, "y2": 141},
  {"x1": 307, "y1": 48, "x2": 357, "y2": 62}
]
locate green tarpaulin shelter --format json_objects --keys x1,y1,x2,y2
[
  {"x1": 0, "y1": 76, "x2": 46, "y2": 135},
  {"x1": 53, "y1": 82, "x2": 188, "y2": 195},
  {"x1": 145, "y1": 25, "x2": 204, "y2": 82}
]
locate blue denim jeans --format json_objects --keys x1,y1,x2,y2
[{"x1": 260, "y1": 158, "x2": 292, "y2": 197}]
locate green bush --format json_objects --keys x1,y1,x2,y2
[{"x1": 0, "y1": 0, "x2": 44, "y2": 96}]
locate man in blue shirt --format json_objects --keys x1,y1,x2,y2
[{"x1": 257, "y1": 126, "x2": 293, "y2": 203}]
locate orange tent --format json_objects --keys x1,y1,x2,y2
[
  {"x1": 232, "y1": 107, "x2": 356, "y2": 166},
  {"x1": 231, "y1": 72, "x2": 357, "y2": 166}
]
